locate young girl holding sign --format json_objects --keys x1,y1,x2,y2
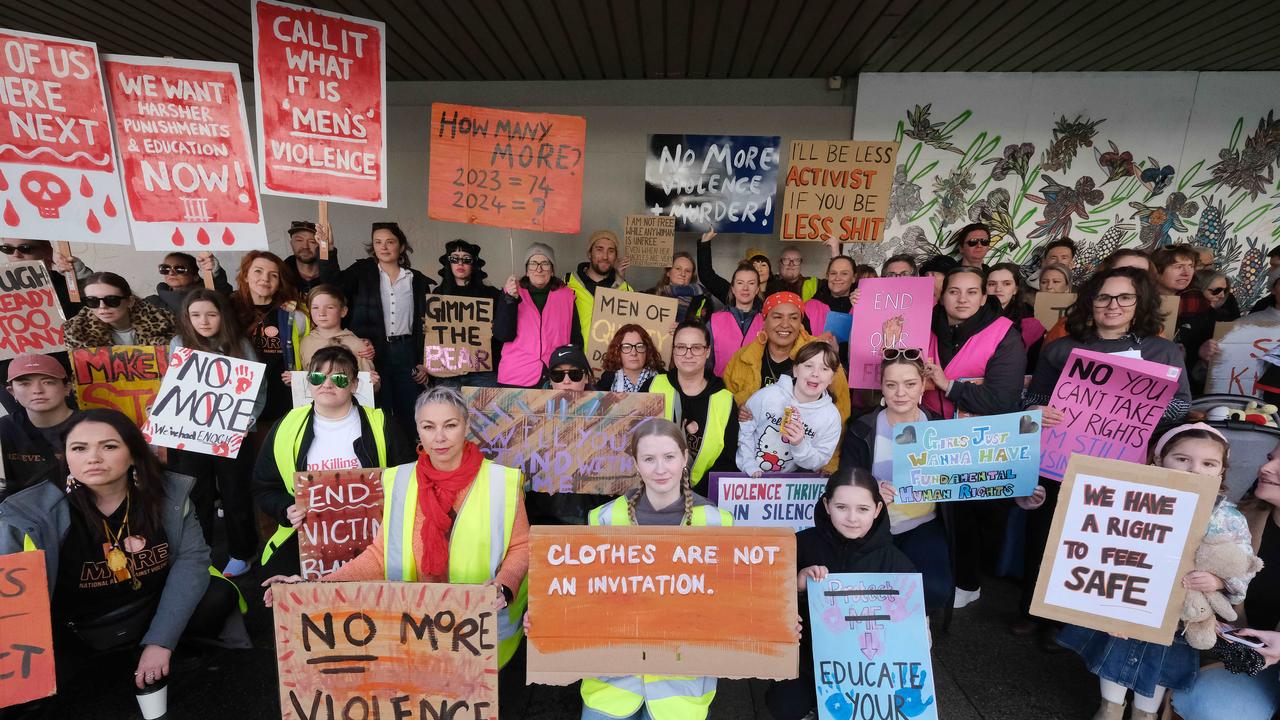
[
  {"x1": 736, "y1": 341, "x2": 841, "y2": 476},
  {"x1": 169, "y1": 289, "x2": 264, "y2": 577},
  {"x1": 766, "y1": 467, "x2": 916, "y2": 720},
  {"x1": 1058, "y1": 423, "x2": 1259, "y2": 720}
]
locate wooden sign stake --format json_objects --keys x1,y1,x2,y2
[
  {"x1": 317, "y1": 201, "x2": 330, "y2": 260},
  {"x1": 55, "y1": 241, "x2": 79, "y2": 302}
]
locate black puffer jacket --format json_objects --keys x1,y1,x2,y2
[{"x1": 930, "y1": 301, "x2": 1026, "y2": 416}]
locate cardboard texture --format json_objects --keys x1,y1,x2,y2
[
  {"x1": 585, "y1": 287, "x2": 678, "y2": 374},
  {"x1": 623, "y1": 214, "x2": 676, "y2": 268},
  {"x1": 1039, "y1": 348, "x2": 1181, "y2": 481},
  {"x1": 780, "y1": 140, "x2": 900, "y2": 244},
  {"x1": 428, "y1": 103, "x2": 585, "y2": 233},
  {"x1": 847, "y1": 277, "x2": 934, "y2": 389},
  {"x1": 72, "y1": 345, "x2": 169, "y2": 427},
  {"x1": 1207, "y1": 320, "x2": 1280, "y2": 395},
  {"x1": 1030, "y1": 455, "x2": 1218, "y2": 645},
  {"x1": 1033, "y1": 292, "x2": 1075, "y2": 335},
  {"x1": 708, "y1": 473, "x2": 827, "y2": 531},
  {"x1": 0, "y1": 262, "x2": 65, "y2": 360},
  {"x1": 142, "y1": 348, "x2": 265, "y2": 457},
  {"x1": 461, "y1": 387, "x2": 664, "y2": 494},
  {"x1": 808, "y1": 573, "x2": 938, "y2": 720},
  {"x1": 103, "y1": 55, "x2": 269, "y2": 251},
  {"x1": 423, "y1": 295, "x2": 494, "y2": 377},
  {"x1": 527, "y1": 526, "x2": 798, "y2": 684},
  {"x1": 0, "y1": 551, "x2": 55, "y2": 708},
  {"x1": 251, "y1": 0, "x2": 387, "y2": 206},
  {"x1": 0, "y1": 30, "x2": 130, "y2": 245},
  {"x1": 294, "y1": 468, "x2": 384, "y2": 580},
  {"x1": 290, "y1": 370, "x2": 374, "y2": 408},
  {"x1": 272, "y1": 582, "x2": 498, "y2": 720},
  {"x1": 891, "y1": 411, "x2": 1042, "y2": 503},
  {"x1": 644, "y1": 134, "x2": 781, "y2": 234}
]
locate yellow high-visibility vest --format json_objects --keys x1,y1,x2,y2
[{"x1": 646, "y1": 375, "x2": 734, "y2": 489}]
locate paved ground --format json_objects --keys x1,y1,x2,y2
[{"x1": 42, "y1": 568, "x2": 1101, "y2": 719}]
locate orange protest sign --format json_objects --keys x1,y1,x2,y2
[
  {"x1": 781, "y1": 140, "x2": 899, "y2": 243},
  {"x1": 71, "y1": 345, "x2": 170, "y2": 427},
  {"x1": 273, "y1": 582, "x2": 498, "y2": 720},
  {"x1": 428, "y1": 103, "x2": 586, "y2": 233},
  {"x1": 527, "y1": 525, "x2": 798, "y2": 684},
  {"x1": 0, "y1": 551, "x2": 55, "y2": 708}
]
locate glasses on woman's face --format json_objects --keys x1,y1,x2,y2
[
  {"x1": 673, "y1": 343, "x2": 708, "y2": 356},
  {"x1": 619, "y1": 343, "x2": 647, "y2": 355},
  {"x1": 549, "y1": 369, "x2": 586, "y2": 383},
  {"x1": 527, "y1": 260, "x2": 552, "y2": 271},
  {"x1": 448, "y1": 255, "x2": 474, "y2": 265},
  {"x1": 965, "y1": 238, "x2": 991, "y2": 247},
  {"x1": 1206, "y1": 286, "x2": 1227, "y2": 295},
  {"x1": 0, "y1": 243, "x2": 38, "y2": 255},
  {"x1": 1093, "y1": 293, "x2": 1138, "y2": 308},
  {"x1": 84, "y1": 295, "x2": 126, "y2": 309},
  {"x1": 158, "y1": 264, "x2": 193, "y2": 275},
  {"x1": 306, "y1": 372, "x2": 350, "y2": 388},
  {"x1": 882, "y1": 347, "x2": 922, "y2": 361}
]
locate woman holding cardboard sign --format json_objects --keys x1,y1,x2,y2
[
  {"x1": 431, "y1": 239, "x2": 507, "y2": 388},
  {"x1": 495, "y1": 242, "x2": 582, "y2": 388}
]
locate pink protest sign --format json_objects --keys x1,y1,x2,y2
[
  {"x1": 252, "y1": 0, "x2": 387, "y2": 207},
  {"x1": 1039, "y1": 348, "x2": 1181, "y2": 481},
  {"x1": 848, "y1": 277, "x2": 934, "y2": 389},
  {"x1": 0, "y1": 30, "x2": 129, "y2": 244},
  {"x1": 103, "y1": 55, "x2": 268, "y2": 251}
]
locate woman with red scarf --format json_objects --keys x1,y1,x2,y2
[{"x1": 262, "y1": 387, "x2": 530, "y2": 686}]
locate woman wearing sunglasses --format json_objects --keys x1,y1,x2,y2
[
  {"x1": 948, "y1": 222, "x2": 993, "y2": 272},
  {"x1": 251, "y1": 345, "x2": 413, "y2": 578},
  {"x1": 596, "y1": 324, "x2": 665, "y2": 392},
  {"x1": 1016, "y1": 267, "x2": 1191, "y2": 645},
  {"x1": 430, "y1": 239, "x2": 507, "y2": 388},
  {"x1": 144, "y1": 252, "x2": 232, "y2": 315},
  {"x1": 1195, "y1": 269, "x2": 1240, "y2": 322},
  {"x1": 65, "y1": 272, "x2": 176, "y2": 350},
  {"x1": 543, "y1": 345, "x2": 595, "y2": 391}
]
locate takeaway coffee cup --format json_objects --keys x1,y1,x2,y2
[{"x1": 135, "y1": 678, "x2": 168, "y2": 720}]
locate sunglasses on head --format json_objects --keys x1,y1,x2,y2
[
  {"x1": 882, "y1": 347, "x2": 922, "y2": 361},
  {"x1": 0, "y1": 244, "x2": 38, "y2": 255},
  {"x1": 549, "y1": 368, "x2": 586, "y2": 383},
  {"x1": 158, "y1": 263, "x2": 193, "y2": 275},
  {"x1": 965, "y1": 238, "x2": 992, "y2": 247},
  {"x1": 307, "y1": 371, "x2": 350, "y2": 388},
  {"x1": 448, "y1": 255, "x2": 474, "y2": 265},
  {"x1": 84, "y1": 295, "x2": 126, "y2": 309}
]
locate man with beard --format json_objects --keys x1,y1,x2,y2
[
  {"x1": 566, "y1": 229, "x2": 633, "y2": 341},
  {"x1": 284, "y1": 220, "x2": 341, "y2": 293}
]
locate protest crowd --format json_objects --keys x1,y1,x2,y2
[{"x1": 0, "y1": 7, "x2": 1279, "y2": 720}]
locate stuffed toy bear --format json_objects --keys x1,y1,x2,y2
[{"x1": 1181, "y1": 535, "x2": 1265, "y2": 650}]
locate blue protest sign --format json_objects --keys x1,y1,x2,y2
[
  {"x1": 891, "y1": 411, "x2": 1042, "y2": 503},
  {"x1": 644, "y1": 134, "x2": 781, "y2": 234},
  {"x1": 808, "y1": 573, "x2": 938, "y2": 720}
]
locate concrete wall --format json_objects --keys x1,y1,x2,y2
[{"x1": 76, "y1": 78, "x2": 854, "y2": 297}]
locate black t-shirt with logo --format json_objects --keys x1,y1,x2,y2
[{"x1": 53, "y1": 498, "x2": 171, "y2": 625}]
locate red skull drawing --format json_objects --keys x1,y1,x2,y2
[{"x1": 21, "y1": 171, "x2": 71, "y2": 219}]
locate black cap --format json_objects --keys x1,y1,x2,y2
[
  {"x1": 288, "y1": 220, "x2": 317, "y2": 236},
  {"x1": 547, "y1": 345, "x2": 589, "y2": 371}
]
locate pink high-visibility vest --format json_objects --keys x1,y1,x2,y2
[
  {"x1": 924, "y1": 316, "x2": 1013, "y2": 418},
  {"x1": 497, "y1": 286, "x2": 575, "y2": 387},
  {"x1": 710, "y1": 310, "x2": 763, "y2": 377}
]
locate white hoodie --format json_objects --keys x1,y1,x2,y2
[{"x1": 736, "y1": 375, "x2": 841, "y2": 474}]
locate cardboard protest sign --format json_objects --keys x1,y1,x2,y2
[
  {"x1": 527, "y1": 526, "x2": 798, "y2": 683},
  {"x1": 781, "y1": 140, "x2": 900, "y2": 244},
  {"x1": 623, "y1": 214, "x2": 676, "y2": 268},
  {"x1": 423, "y1": 295, "x2": 493, "y2": 377},
  {"x1": 808, "y1": 573, "x2": 937, "y2": 720},
  {"x1": 0, "y1": 551, "x2": 55, "y2": 708},
  {"x1": 0, "y1": 261, "x2": 64, "y2": 359},
  {"x1": 1039, "y1": 348, "x2": 1181, "y2": 482},
  {"x1": 1033, "y1": 292, "x2": 1075, "y2": 334},
  {"x1": 585, "y1": 287, "x2": 678, "y2": 374},
  {"x1": 272, "y1": 582, "x2": 497, "y2": 720},
  {"x1": 103, "y1": 55, "x2": 268, "y2": 251},
  {"x1": 251, "y1": 0, "x2": 386, "y2": 206},
  {"x1": 891, "y1": 411, "x2": 1042, "y2": 503},
  {"x1": 428, "y1": 103, "x2": 585, "y2": 233},
  {"x1": 708, "y1": 472, "x2": 826, "y2": 531},
  {"x1": 848, "y1": 277, "x2": 934, "y2": 389},
  {"x1": 645, "y1": 134, "x2": 781, "y2": 234},
  {"x1": 462, "y1": 387, "x2": 664, "y2": 494},
  {"x1": 72, "y1": 345, "x2": 168, "y2": 426},
  {"x1": 143, "y1": 348, "x2": 265, "y2": 457},
  {"x1": 1030, "y1": 455, "x2": 1218, "y2": 644},
  {"x1": 1207, "y1": 320, "x2": 1280, "y2": 395},
  {"x1": 294, "y1": 469, "x2": 383, "y2": 580},
  {"x1": 0, "y1": 30, "x2": 129, "y2": 244},
  {"x1": 289, "y1": 370, "x2": 374, "y2": 408}
]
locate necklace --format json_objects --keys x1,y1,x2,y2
[{"x1": 101, "y1": 493, "x2": 141, "y2": 590}]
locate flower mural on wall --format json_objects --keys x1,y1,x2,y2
[
  {"x1": 983, "y1": 143, "x2": 1035, "y2": 182},
  {"x1": 887, "y1": 164, "x2": 924, "y2": 225},
  {"x1": 904, "y1": 104, "x2": 964, "y2": 155},
  {"x1": 1130, "y1": 192, "x2": 1199, "y2": 250},
  {"x1": 1025, "y1": 175, "x2": 1104, "y2": 241},
  {"x1": 1041, "y1": 115, "x2": 1105, "y2": 172},
  {"x1": 1095, "y1": 141, "x2": 1137, "y2": 184},
  {"x1": 1198, "y1": 112, "x2": 1280, "y2": 201},
  {"x1": 932, "y1": 166, "x2": 975, "y2": 226},
  {"x1": 969, "y1": 187, "x2": 1018, "y2": 247}
]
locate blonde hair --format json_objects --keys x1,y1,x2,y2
[{"x1": 626, "y1": 418, "x2": 694, "y2": 525}]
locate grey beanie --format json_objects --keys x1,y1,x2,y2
[{"x1": 524, "y1": 242, "x2": 556, "y2": 269}]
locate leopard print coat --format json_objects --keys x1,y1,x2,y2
[{"x1": 64, "y1": 297, "x2": 176, "y2": 349}]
